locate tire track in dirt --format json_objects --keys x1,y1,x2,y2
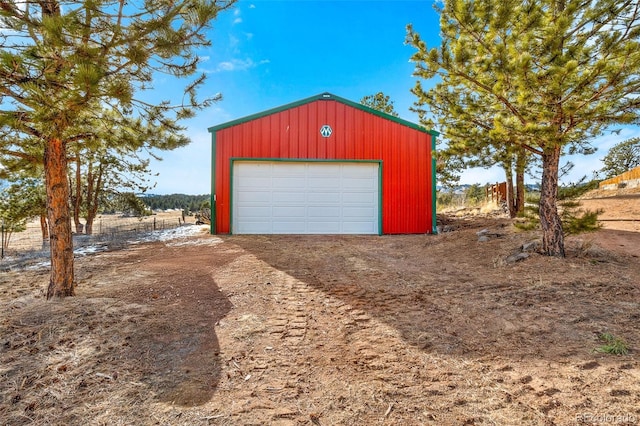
[
  {"x1": 207, "y1": 241, "x2": 519, "y2": 424},
  {"x1": 210, "y1": 244, "x2": 431, "y2": 424},
  {"x1": 218, "y1": 233, "x2": 640, "y2": 425},
  {"x1": 3, "y1": 217, "x2": 639, "y2": 425},
  {"x1": 211, "y1": 249, "x2": 320, "y2": 423}
]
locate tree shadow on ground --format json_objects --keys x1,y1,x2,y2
[
  {"x1": 118, "y1": 246, "x2": 234, "y2": 406},
  {"x1": 0, "y1": 243, "x2": 234, "y2": 425},
  {"x1": 228, "y1": 225, "x2": 640, "y2": 364}
]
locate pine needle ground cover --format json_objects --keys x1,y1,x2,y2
[{"x1": 1, "y1": 193, "x2": 638, "y2": 425}]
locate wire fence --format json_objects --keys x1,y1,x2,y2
[{"x1": 1, "y1": 214, "x2": 187, "y2": 262}]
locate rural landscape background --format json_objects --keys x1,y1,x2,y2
[
  {"x1": 1, "y1": 185, "x2": 638, "y2": 425},
  {"x1": 2, "y1": 0, "x2": 640, "y2": 424}
]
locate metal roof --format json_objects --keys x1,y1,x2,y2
[{"x1": 207, "y1": 92, "x2": 439, "y2": 136}]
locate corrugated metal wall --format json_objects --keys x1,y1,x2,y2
[{"x1": 212, "y1": 98, "x2": 434, "y2": 234}]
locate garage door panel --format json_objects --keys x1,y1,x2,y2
[
  {"x1": 308, "y1": 207, "x2": 341, "y2": 218},
  {"x1": 308, "y1": 177, "x2": 341, "y2": 188},
  {"x1": 342, "y1": 221, "x2": 377, "y2": 233},
  {"x1": 343, "y1": 179, "x2": 377, "y2": 190},
  {"x1": 343, "y1": 191, "x2": 376, "y2": 203},
  {"x1": 342, "y1": 164, "x2": 375, "y2": 176},
  {"x1": 308, "y1": 163, "x2": 341, "y2": 176},
  {"x1": 237, "y1": 221, "x2": 272, "y2": 233},
  {"x1": 233, "y1": 161, "x2": 379, "y2": 234},
  {"x1": 272, "y1": 221, "x2": 307, "y2": 233},
  {"x1": 237, "y1": 163, "x2": 271, "y2": 176},
  {"x1": 236, "y1": 206, "x2": 271, "y2": 218},
  {"x1": 236, "y1": 191, "x2": 271, "y2": 203},
  {"x1": 307, "y1": 222, "x2": 342, "y2": 233},
  {"x1": 343, "y1": 207, "x2": 376, "y2": 218},
  {"x1": 273, "y1": 191, "x2": 306, "y2": 203},
  {"x1": 273, "y1": 206, "x2": 306, "y2": 217},
  {"x1": 308, "y1": 192, "x2": 341, "y2": 203},
  {"x1": 272, "y1": 177, "x2": 306, "y2": 188},
  {"x1": 272, "y1": 163, "x2": 307, "y2": 174},
  {"x1": 236, "y1": 176, "x2": 270, "y2": 188}
]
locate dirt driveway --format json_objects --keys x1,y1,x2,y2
[{"x1": 1, "y1": 215, "x2": 639, "y2": 425}]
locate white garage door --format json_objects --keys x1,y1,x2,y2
[{"x1": 232, "y1": 161, "x2": 380, "y2": 234}]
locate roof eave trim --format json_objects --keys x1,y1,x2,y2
[{"x1": 207, "y1": 92, "x2": 437, "y2": 134}]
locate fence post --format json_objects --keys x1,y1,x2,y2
[
  {"x1": 153, "y1": 217, "x2": 157, "y2": 230},
  {"x1": 1, "y1": 220, "x2": 4, "y2": 260}
]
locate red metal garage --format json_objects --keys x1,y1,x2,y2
[{"x1": 208, "y1": 93, "x2": 438, "y2": 235}]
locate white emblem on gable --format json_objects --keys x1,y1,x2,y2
[{"x1": 320, "y1": 125, "x2": 333, "y2": 138}]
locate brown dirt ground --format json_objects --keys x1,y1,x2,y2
[{"x1": 1, "y1": 192, "x2": 639, "y2": 425}]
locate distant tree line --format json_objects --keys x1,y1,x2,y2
[{"x1": 142, "y1": 194, "x2": 210, "y2": 214}]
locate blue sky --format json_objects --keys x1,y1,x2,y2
[{"x1": 147, "y1": 0, "x2": 639, "y2": 195}]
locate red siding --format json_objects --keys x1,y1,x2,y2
[{"x1": 213, "y1": 98, "x2": 434, "y2": 234}]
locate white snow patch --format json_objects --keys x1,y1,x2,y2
[
  {"x1": 27, "y1": 244, "x2": 110, "y2": 269},
  {"x1": 167, "y1": 237, "x2": 223, "y2": 247},
  {"x1": 19, "y1": 225, "x2": 211, "y2": 271},
  {"x1": 26, "y1": 260, "x2": 50, "y2": 270},
  {"x1": 74, "y1": 244, "x2": 108, "y2": 256},
  {"x1": 132, "y1": 224, "x2": 210, "y2": 244}
]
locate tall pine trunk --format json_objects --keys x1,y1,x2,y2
[
  {"x1": 515, "y1": 168, "x2": 525, "y2": 216},
  {"x1": 84, "y1": 162, "x2": 102, "y2": 235},
  {"x1": 72, "y1": 155, "x2": 84, "y2": 234},
  {"x1": 44, "y1": 138, "x2": 75, "y2": 298},
  {"x1": 85, "y1": 200, "x2": 98, "y2": 235},
  {"x1": 539, "y1": 145, "x2": 565, "y2": 257},
  {"x1": 40, "y1": 214, "x2": 49, "y2": 249},
  {"x1": 504, "y1": 162, "x2": 516, "y2": 218},
  {"x1": 515, "y1": 148, "x2": 526, "y2": 216},
  {"x1": 85, "y1": 199, "x2": 99, "y2": 235}
]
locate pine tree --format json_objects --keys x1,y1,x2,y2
[
  {"x1": 0, "y1": 177, "x2": 46, "y2": 254},
  {"x1": 360, "y1": 92, "x2": 400, "y2": 117},
  {"x1": 67, "y1": 108, "x2": 182, "y2": 235},
  {"x1": 412, "y1": 79, "x2": 530, "y2": 217},
  {"x1": 600, "y1": 137, "x2": 640, "y2": 178},
  {"x1": 0, "y1": 0, "x2": 235, "y2": 298},
  {"x1": 407, "y1": 0, "x2": 640, "y2": 256}
]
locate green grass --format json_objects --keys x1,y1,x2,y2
[{"x1": 595, "y1": 333, "x2": 630, "y2": 355}]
